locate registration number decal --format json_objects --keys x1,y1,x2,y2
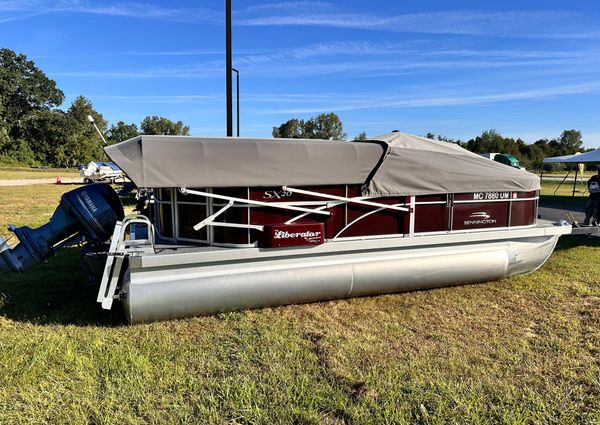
[{"x1": 472, "y1": 192, "x2": 510, "y2": 200}]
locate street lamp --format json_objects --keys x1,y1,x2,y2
[
  {"x1": 232, "y1": 68, "x2": 240, "y2": 137},
  {"x1": 226, "y1": 0, "x2": 233, "y2": 137}
]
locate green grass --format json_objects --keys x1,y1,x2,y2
[
  {"x1": 0, "y1": 184, "x2": 81, "y2": 240},
  {"x1": 1, "y1": 186, "x2": 599, "y2": 424},
  {"x1": 0, "y1": 166, "x2": 79, "y2": 180},
  {"x1": 541, "y1": 170, "x2": 595, "y2": 177},
  {"x1": 540, "y1": 180, "x2": 590, "y2": 206}
]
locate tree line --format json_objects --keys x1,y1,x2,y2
[
  {"x1": 272, "y1": 113, "x2": 346, "y2": 140},
  {"x1": 0, "y1": 48, "x2": 189, "y2": 166},
  {"x1": 424, "y1": 129, "x2": 592, "y2": 171},
  {"x1": 274, "y1": 114, "x2": 593, "y2": 171}
]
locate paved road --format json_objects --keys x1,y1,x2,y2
[
  {"x1": 0, "y1": 177, "x2": 82, "y2": 186},
  {"x1": 537, "y1": 199, "x2": 596, "y2": 226},
  {"x1": 541, "y1": 176, "x2": 590, "y2": 183},
  {"x1": 538, "y1": 204, "x2": 584, "y2": 223}
]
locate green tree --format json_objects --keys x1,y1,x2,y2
[
  {"x1": 0, "y1": 124, "x2": 9, "y2": 152},
  {"x1": 272, "y1": 113, "x2": 345, "y2": 140},
  {"x1": 437, "y1": 135, "x2": 457, "y2": 143},
  {"x1": 354, "y1": 131, "x2": 367, "y2": 141},
  {"x1": 107, "y1": 121, "x2": 139, "y2": 143},
  {"x1": 0, "y1": 138, "x2": 36, "y2": 165},
  {"x1": 533, "y1": 139, "x2": 551, "y2": 155},
  {"x1": 141, "y1": 116, "x2": 190, "y2": 136},
  {"x1": 272, "y1": 118, "x2": 304, "y2": 138},
  {"x1": 307, "y1": 113, "x2": 345, "y2": 140},
  {"x1": 0, "y1": 48, "x2": 64, "y2": 140},
  {"x1": 424, "y1": 133, "x2": 459, "y2": 144},
  {"x1": 558, "y1": 129, "x2": 583, "y2": 155},
  {"x1": 465, "y1": 129, "x2": 530, "y2": 166},
  {"x1": 522, "y1": 143, "x2": 546, "y2": 170},
  {"x1": 467, "y1": 130, "x2": 512, "y2": 154},
  {"x1": 63, "y1": 96, "x2": 107, "y2": 165},
  {"x1": 19, "y1": 109, "x2": 70, "y2": 164}
]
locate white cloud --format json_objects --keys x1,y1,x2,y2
[
  {"x1": 0, "y1": 0, "x2": 219, "y2": 23},
  {"x1": 33, "y1": 50, "x2": 223, "y2": 59},
  {"x1": 91, "y1": 94, "x2": 219, "y2": 104},
  {"x1": 0, "y1": 11, "x2": 44, "y2": 23},
  {"x1": 237, "y1": 9, "x2": 588, "y2": 38},
  {"x1": 88, "y1": 82, "x2": 600, "y2": 112},
  {"x1": 51, "y1": 61, "x2": 223, "y2": 78},
  {"x1": 51, "y1": 38, "x2": 597, "y2": 80},
  {"x1": 235, "y1": 1, "x2": 333, "y2": 15},
  {"x1": 1, "y1": 1, "x2": 594, "y2": 41},
  {"x1": 267, "y1": 83, "x2": 600, "y2": 114}
]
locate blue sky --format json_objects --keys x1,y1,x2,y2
[{"x1": 1, "y1": 0, "x2": 600, "y2": 147}]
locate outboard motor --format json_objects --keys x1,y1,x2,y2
[{"x1": 0, "y1": 184, "x2": 124, "y2": 272}]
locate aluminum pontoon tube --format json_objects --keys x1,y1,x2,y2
[{"x1": 121, "y1": 228, "x2": 566, "y2": 324}]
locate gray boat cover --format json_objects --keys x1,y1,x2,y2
[
  {"x1": 104, "y1": 135, "x2": 384, "y2": 188},
  {"x1": 105, "y1": 132, "x2": 540, "y2": 195},
  {"x1": 365, "y1": 132, "x2": 540, "y2": 195}
]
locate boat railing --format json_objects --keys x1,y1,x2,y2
[
  {"x1": 180, "y1": 188, "x2": 332, "y2": 216},
  {"x1": 151, "y1": 186, "x2": 539, "y2": 247},
  {"x1": 97, "y1": 214, "x2": 155, "y2": 310},
  {"x1": 282, "y1": 186, "x2": 410, "y2": 212}
]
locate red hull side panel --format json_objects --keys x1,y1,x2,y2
[{"x1": 154, "y1": 186, "x2": 538, "y2": 245}]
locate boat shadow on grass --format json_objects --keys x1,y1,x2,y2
[
  {"x1": 0, "y1": 247, "x2": 127, "y2": 327},
  {"x1": 1, "y1": 236, "x2": 598, "y2": 327},
  {"x1": 553, "y1": 234, "x2": 600, "y2": 251}
]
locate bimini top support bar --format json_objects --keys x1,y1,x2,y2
[
  {"x1": 193, "y1": 200, "x2": 234, "y2": 231},
  {"x1": 285, "y1": 201, "x2": 347, "y2": 225},
  {"x1": 283, "y1": 186, "x2": 410, "y2": 212},
  {"x1": 180, "y1": 188, "x2": 331, "y2": 216},
  {"x1": 333, "y1": 202, "x2": 407, "y2": 239}
]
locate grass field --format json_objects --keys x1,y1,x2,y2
[
  {"x1": 0, "y1": 166, "x2": 79, "y2": 180},
  {"x1": 0, "y1": 182, "x2": 599, "y2": 423},
  {"x1": 540, "y1": 180, "x2": 590, "y2": 206}
]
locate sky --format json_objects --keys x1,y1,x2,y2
[{"x1": 1, "y1": 0, "x2": 600, "y2": 147}]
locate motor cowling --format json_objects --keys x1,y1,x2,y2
[{"x1": 0, "y1": 184, "x2": 124, "y2": 272}]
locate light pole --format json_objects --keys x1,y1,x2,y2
[
  {"x1": 225, "y1": 0, "x2": 233, "y2": 137},
  {"x1": 232, "y1": 68, "x2": 240, "y2": 137}
]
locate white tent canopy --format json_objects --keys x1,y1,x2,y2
[
  {"x1": 543, "y1": 149, "x2": 600, "y2": 163},
  {"x1": 541, "y1": 148, "x2": 600, "y2": 197}
]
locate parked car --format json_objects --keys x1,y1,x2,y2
[
  {"x1": 479, "y1": 153, "x2": 524, "y2": 170},
  {"x1": 494, "y1": 153, "x2": 524, "y2": 170}
]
